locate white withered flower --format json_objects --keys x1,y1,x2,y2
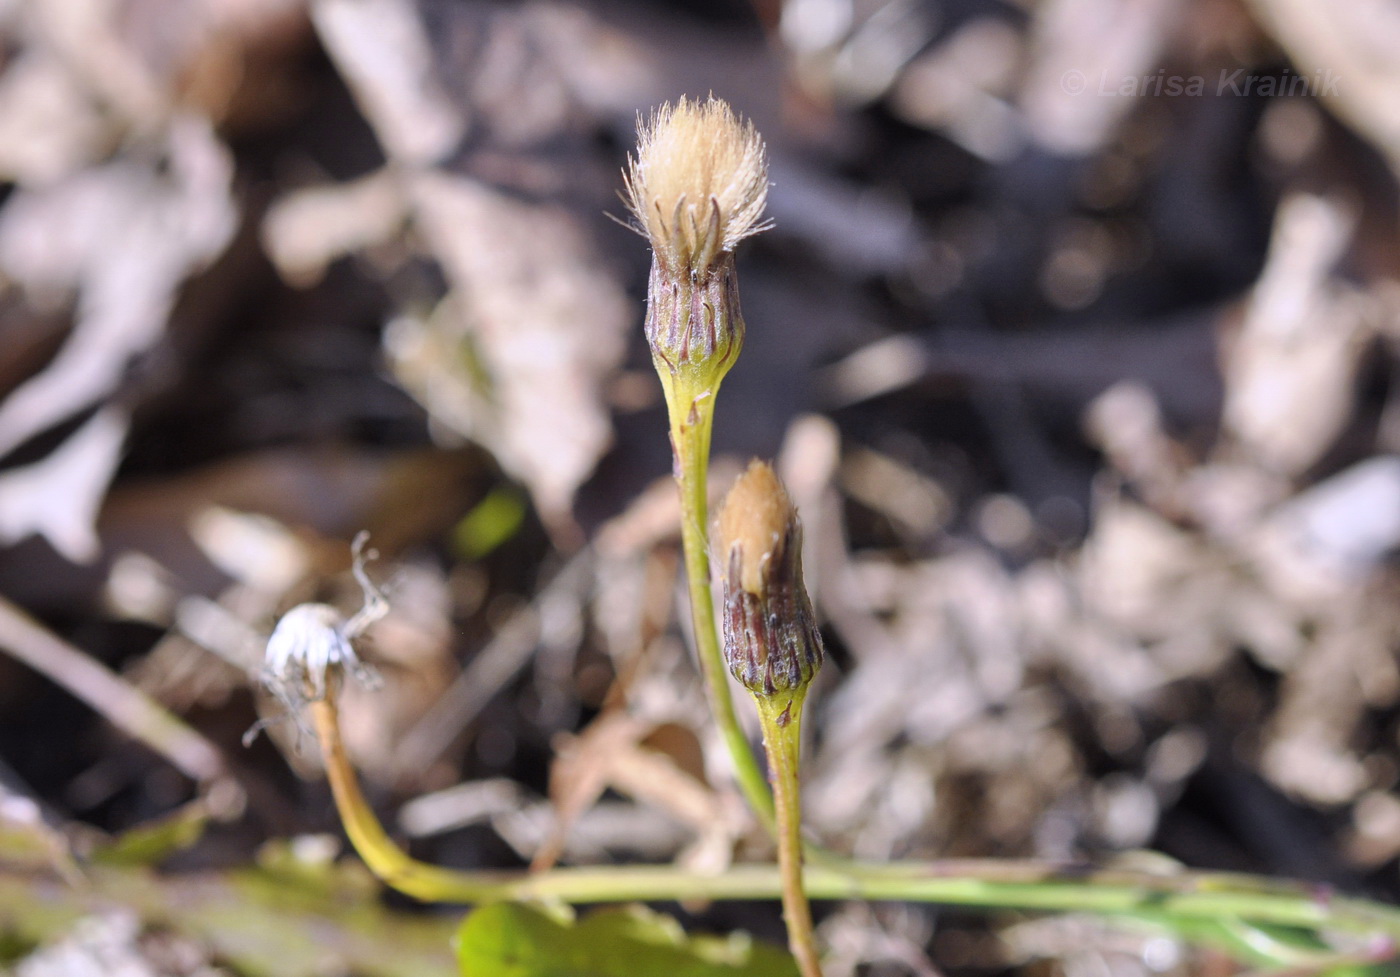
[
  {"x1": 245, "y1": 533, "x2": 385, "y2": 746},
  {"x1": 263, "y1": 603, "x2": 376, "y2": 703}
]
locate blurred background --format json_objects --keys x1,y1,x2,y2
[{"x1": 3, "y1": 0, "x2": 1400, "y2": 974}]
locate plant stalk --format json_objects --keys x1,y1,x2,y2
[
  {"x1": 311, "y1": 691, "x2": 1400, "y2": 965},
  {"x1": 756, "y1": 690, "x2": 822, "y2": 977},
  {"x1": 665, "y1": 378, "x2": 775, "y2": 831}
]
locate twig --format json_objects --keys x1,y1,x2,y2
[
  {"x1": 0, "y1": 594, "x2": 236, "y2": 800},
  {"x1": 392, "y1": 551, "x2": 592, "y2": 773}
]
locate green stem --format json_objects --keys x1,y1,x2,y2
[
  {"x1": 312, "y1": 698, "x2": 489, "y2": 902},
  {"x1": 756, "y1": 690, "x2": 822, "y2": 977},
  {"x1": 665, "y1": 377, "x2": 775, "y2": 831},
  {"x1": 312, "y1": 694, "x2": 1400, "y2": 962}
]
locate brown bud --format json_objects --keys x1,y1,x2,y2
[{"x1": 715, "y1": 461, "x2": 823, "y2": 698}]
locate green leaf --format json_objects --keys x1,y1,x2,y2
[
  {"x1": 453, "y1": 486, "x2": 527, "y2": 559},
  {"x1": 1317, "y1": 965, "x2": 1400, "y2": 977},
  {"x1": 1111, "y1": 913, "x2": 1400, "y2": 975},
  {"x1": 0, "y1": 856, "x2": 461, "y2": 977},
  {"x1": 89, "y1": 801, "x2": 208, "y2": 867},
  {"x1": 454, "y1": 902, "x2": 800, "y2": 977}
]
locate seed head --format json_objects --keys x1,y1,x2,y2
[
  {"x1": 625, "y1": 97, "x2": 770, "y2": 385},
  {"x1": 244, "y1": 533, "x2": 385, "y2": 746},
  {"x1": 716, "y1": 461, "x2": 823, "y2": 698},
  {"x1": 263, "y1": 603, "x2": 377, "y2": 703},
  {"x1": 624, "y1": 96, "x2": 770, "y2": 277}
]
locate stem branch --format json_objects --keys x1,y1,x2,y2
[
  {"x1": 312, "y1": 690, "x2": 1400, "y2": 963},
  {"x1": 757, "y1": 691, "x2": 822, "y2": 977},
  {"x1": 666, "y1": 380, "x2": 775, "y2": 830}
]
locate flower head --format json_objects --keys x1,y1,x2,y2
[
  {"x1": 625, "y1": 97, "x2": 770, "y2": 386},
  {"x1": 716, "y1": 461, "x2": 823, "y2": 698},
  {"x1": 624, "y1": 96, "x2": 770, "y2": 278}
]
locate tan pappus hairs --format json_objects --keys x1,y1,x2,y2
[
  {"x1": 716, "y1": 461, "x2": 824, "y2": 699},
  {"x1": 624, "y1": 96, "x2": 770, "y2": 275},
  {"x1": 624, "y1": 96, "x2": 770, "y2": 379}
]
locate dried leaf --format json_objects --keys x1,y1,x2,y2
[
  {"x1": 311, "y1": 0, "x2": 462, "y2": 165},
  {"x1": 1021, "y1": 0, "x2": 1182, "y2": 155},
  {"x1": 1222, "y1": 194, "x2": 1368, "y2": 474},
  {"x1": 22, "y1": 0, "x2": 167, "y2": 125},
  {"x1": 0, "y1": 406, "x2": 127, "y2": 562},
  {"x1": 0, "y1": 116, "x2": 235, "y2": 459},
  {"x1": 391, "y1": 172, "x2": 627, "y2": 531},
  {"x1": 261, "y1": 168, "x2": 406, "y2": 286},
  {"x1": 535, "y1": 712, "x2": 729, "y2": 872},
  {"x1": 0, "y1": 51, "x2": 112, "y2": 185},
  {"x1": 1248, "y1": 0, "x2": 1400, "y2": 174}
]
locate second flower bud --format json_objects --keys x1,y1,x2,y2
[{"x1": 715, "y1": 460, "x2": 824, "y2": 699}]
